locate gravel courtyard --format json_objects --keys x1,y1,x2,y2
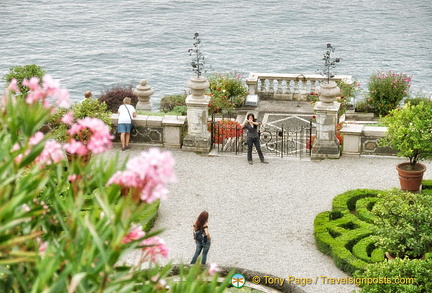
[{"x1": 111, "y1": 146, "x2": 432, "y2": 293}]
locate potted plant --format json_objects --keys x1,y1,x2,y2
[
  {"x1": 380, "y1": 101, "x2": 432, "y2": 191},
  {"x1": 372, "y1": 189, "x2": 432, "y2": 259}
]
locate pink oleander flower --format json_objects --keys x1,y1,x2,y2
[
  {"x1": 107, "y1": 148, "x2": 176, "y2": 203},
  {"x1": 64, "y1": 139, "x2": 89, "y2": 156},
  {"x1": 29, "y1": 132, "x2": 44, "y2": 146},
  {"x1": 22, "y1": 77, "x2": 41, "y2": 91},
  {"x1": 36, "y1": 140, "x2": 65, "y2": 165},
  {"x1": 22, "y1": 204, "x2": 31, "y2": 212},
  {"x1": 68, "y1": 174, "x2": 78, "y2": 182},
  {"x1": 208, "y1": 263, "x2": 221, "y2": 276},
  {"x1": 20, "y1": 75, "x2": 71, "y2": 109},
  {"x1": 122, "y1": 224, "x2": 146, "y2": 244},
  {"x1": 39, "y1": 241, "x2": 48, "y2": 255},
  {"x1": 65, "y1": 117, "x2": 113, "y2": 155},
  {"x1": 42, "y1": 74, "x2": 60, "y2": 96},
  {"x1": 61, "y1": 111, "x2": 74, "y2": 125},
  {"x1": 140, "y1": 236, "x2": 169, "y2": 263},
  {"x1": 7, "y1": 79, "x2": 19, "y2": 93}
]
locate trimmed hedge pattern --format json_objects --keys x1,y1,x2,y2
[{"x1": 314, "y1": 189, "x2": 384, "y2": 275}]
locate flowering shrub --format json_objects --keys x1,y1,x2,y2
[
  {"x1": 207, "y1": 72, "x2": 248, "y2": 114},
  {"x1": 209, "y1": 119, "x2": 243, "y2": 144},
  {"x1": 367, "y1": 71, "x2": 411, "y2": 116},
  {"x1": 0, "y1": 76, "x2": 228, "y2": 292},
  {"x1": 48, "y1": 98, "x2": 112, "y2": 144}
]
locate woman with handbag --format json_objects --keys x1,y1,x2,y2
[
  {"x1": 117, "y1": 97, "x2": 136, "y2": 151},
  {"x1": 190, "y1": 211, "x2": 211, "y2": 265}
]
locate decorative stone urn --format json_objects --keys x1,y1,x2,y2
[
  {"x1": 311, "y1": 81, "x2": 341, "y2": 159},
  {"x1": 182, "y1": 76, "x2": 211, "y2": 153},
  {"x1": 318, "y1": 80, "x2": 340, "y2": 105},
  {"x1": 133, "y1": 79, "x2": 154, "y2": 111},
  {"x1": 186, "y1": 76, "x2": 210, "y2": 99}
]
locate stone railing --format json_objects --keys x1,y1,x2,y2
[
  {"x1": 111, "y1": 114, "x2": 186, "y2": 149},
  {"x1": 245, "y1": 73, "x2": 353, "y2": 102},
  {"x1": 340, "y1": 124, "x2": 396, "y2": 157}
]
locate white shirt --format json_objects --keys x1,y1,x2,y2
[{"x1": 118, "y1": 104, "x2": 136, "y2": 124}]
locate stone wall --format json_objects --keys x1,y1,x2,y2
[
  {"x1": 111, "y1": 114, "x2": 186, "y2": 149},
  {"x1": 340, "y1": 124, "x2": 396, "y2": 157}
]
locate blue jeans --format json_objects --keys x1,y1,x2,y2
[
  {"x1": 247, "y1": 136, "x2": 265, "y2": 162},
  {"x1": 190, "y1": 240, "x2": 211, "y2": 264}
]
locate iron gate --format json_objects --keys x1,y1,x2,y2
[{"x1": 210, "y1": 114, "x2": 315, "y2": 158}]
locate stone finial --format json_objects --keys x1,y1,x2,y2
[{"x1": 134, "y1": 79, "x2": 154, "y2": 111}]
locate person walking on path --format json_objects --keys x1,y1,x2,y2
[
  {"x1": 117, "y1": 97, "x2": 136, "y2": 151},
  {"x1": 241, "y1": 113, "x2": 268, "y2": 165},
  {"x1": 190, "y1": 211, "x2": 211, "y2": 265}
]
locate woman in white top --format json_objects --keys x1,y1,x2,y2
[{"x1": 117, "y1": 97, "x2": 136, "y2": 151}]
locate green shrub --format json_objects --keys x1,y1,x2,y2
[
  {"x1": 2, "y1": 64, "x2": 46, "y2": 97},
  {"x1": 331, "y1": 189, "x2": 381, "y2": 214},
  {"x1": 47, "y1": 98, "x2": 112, "y2": 142},
  {"x1": 98, "y1": 84, "x2": 138, "y2": 113},
  {"x1": 207, "y1": 72, "x2": 248, "y2": 114},
  {"x1": 372, "y1": 189, "x2": 432, "y2": 258},
  {"x1": 404, "y1": 97, "x2": 432, "y2": 107},
  {"x1": 354, "y1": 258, "x2": 432, "y2": 293},
  {"x1": 314, "y1": 189, "x2": 385, "y2": 275},
  {"x1": 356, "y1": 197, "x2": 379, "y2": 223},
  {"x1": 160, "y1": 94, "x2": 186, "y2": 113}
]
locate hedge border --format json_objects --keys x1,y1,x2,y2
[{"x1": 314, "y1": 189, "x2": 383, "y2": 275}]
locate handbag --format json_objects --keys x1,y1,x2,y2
[{"x1": 124, "y1": 104, "x2": 137, "y2": 136}]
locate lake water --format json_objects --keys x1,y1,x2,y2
[{"x1": 1, "y1": 0, "x2": 431, "y2": 106}]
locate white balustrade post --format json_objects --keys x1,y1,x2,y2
[
  {"x1": 182, "y1": 76, "x2": 211, "y2": 153},
  {"x1": 311, "y1": 81, "x2": 342, "y2": 159},
  {"x1": 134, "y1": 79, "x2": 154, "y2": 111}
]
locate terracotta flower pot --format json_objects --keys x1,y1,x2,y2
[
  {"x1": 66, "y1": 151, "x2": 92, "y2": 166},
  {"x1": 120, "y1": 187, "x2": 141, "y2": 202},
  {"x1": 396, "y1": 162, "x2": 426, "y2": 192}
]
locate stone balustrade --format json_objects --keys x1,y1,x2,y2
[
  {"x1": 246, "y1": 73, "x2": 353, "y2": 102},
  {"x1": 110, "y1": 114, "x2": 186, "y2": 149}
]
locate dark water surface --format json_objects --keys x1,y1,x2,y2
[{"x1": 1, "y1": 0, "x2": 431, "y2": 105}]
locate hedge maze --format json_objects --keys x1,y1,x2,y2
[{"x1": 314, "y1": 189, "x2": 385, "y2": 275}]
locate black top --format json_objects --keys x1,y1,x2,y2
[{"x1": 244, "y1": 122, "x2": 259, "y2": 138}]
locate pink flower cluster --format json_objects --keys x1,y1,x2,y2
[
  {"x1": 64, "y1": 117, "x2": 113, "y2": 156},
  {"x1": 36, "y1": 139, "x2": 64, "y2": 165},
  {"x1": 107, "y1": 148, "x2": 177, "y2": 203},
  {"x1": 122, "y1": 224, "x2": 146, "y2": 244},
  {"x1": 140, "y1": 236, "x2": 169, "y2": 263},
  {"x1": 7, "y1": 75, "x2": 70, "y2": 109},
  {"x1": 13, "y1": 132, "x2": 63, "y2": 166},
  {"x1": 121, "y1": 224, "x2": 169, "y2": 264}
]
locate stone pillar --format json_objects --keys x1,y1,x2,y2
[
  {"x1": 311, "y1": 81, "x2": 341, "y2": 159},
  {"x1": 134, "y1": 79, "x2": 154, "y2": 111},
  {"x1": 182, "y1": 76, "x2": 211, "y2": 153}
]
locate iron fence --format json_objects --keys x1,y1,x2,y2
[{"x1": 210, "y1": 114, "x2": 315, "y2": 158}]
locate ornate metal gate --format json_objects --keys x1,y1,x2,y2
[{"x1": 210, "y1": 113, "x2": 315, "y2": 158}]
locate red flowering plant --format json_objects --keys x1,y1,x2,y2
[
  {"x1": 209, "y1": 119, "x2": 243, "y2": 144},
  {"x1": 367, "y1": 71, "x2": 411, "y2": 117},
  {"x1": 1, "y1": 76, "x2": 230, "y2": 292}
]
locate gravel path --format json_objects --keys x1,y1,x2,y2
[{"x1": 109, "y1": 146, "x2": 432, "y2": 293}]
